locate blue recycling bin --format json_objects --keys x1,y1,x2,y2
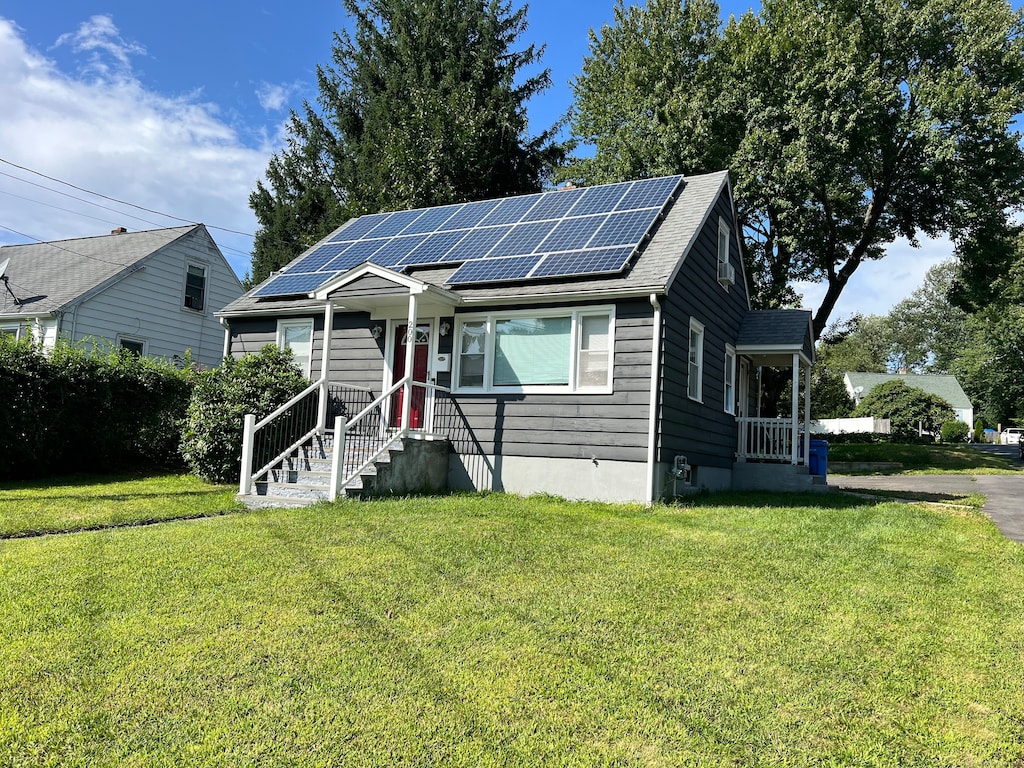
[{"x1": 808, "y1": 439, "x2": 829, "y2": 478}]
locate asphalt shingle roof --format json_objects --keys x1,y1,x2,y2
[
  {"x1": 845, "y1": 372, "x2": 973, "y2": 410},
  {"x1": 0, "y1": 226, "x2": 197, "y2": 316}
]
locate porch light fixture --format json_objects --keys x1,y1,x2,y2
[
  {"x1": 439, "y1": 321, "x2": 451, "y2": 337},
  {"x1": 371, "y1": 325, "x2": 383, "y2": 340}
]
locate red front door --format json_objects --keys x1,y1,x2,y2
[{"x1": 390, "y1": 324, "x2": 430, "y2": 428}]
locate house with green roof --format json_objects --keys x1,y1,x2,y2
[{"x1": 844, "y1": 372, "x2": 974, "y2": 426}]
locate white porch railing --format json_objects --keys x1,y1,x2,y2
[
  {"x1": 328, "y1": 380, "x2": 451, "y2": 500},
  {"x1": 737, "y1": 417, "x2": 806, "y2": 464},
  {"x1": 239, "y1": 374, "x2": 451, "y2": 499}
]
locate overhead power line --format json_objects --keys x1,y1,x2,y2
[{"x1": 0, "y1": 156, "x2": 256, "y2": 239}]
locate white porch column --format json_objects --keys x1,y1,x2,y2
[
  {"x1": 317, "y1": 301, "x2": 335, "y2": 433},
  {"x1": 401, "y1": 291, "x2": 419, "y2": 432},
  {"x1": 791, "y1": 353, "x2": 800, "y2": 465},
  {"x1": 803, "y1": 362, "x2": 812, "y2": 467}
]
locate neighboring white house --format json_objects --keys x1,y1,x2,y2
[
  {"x1": 844, "y1": 372, "x2": 974, "y2": 426},
  {"x1": 0, "y1": 225, "x2": 242, "y2": 369}
]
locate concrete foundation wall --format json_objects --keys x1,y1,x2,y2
[
  {"x1": 369, "y1": 436, "x2": 449, "y2": 496},
  {"x1": 449, "y1": 453, "x2": 649, "y2": 504}
]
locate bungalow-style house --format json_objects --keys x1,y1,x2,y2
[
  {"x1": 0, "y1": 225, "x2": 243, "y2": 368},
  {"x1": 219, "y1": 171, "x2": 817, "y2": 505},
  {"x1": 845, "y1": 372, "x2": 974, "y2": 426}
]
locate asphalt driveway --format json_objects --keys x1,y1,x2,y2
[{"x1": 829, "y1": 467, "x2": 1024, "y2": 544}]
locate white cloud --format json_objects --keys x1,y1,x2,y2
[
  {"x1": 794, "y1": 235, "x2": 954, "y2": 326},
  {"x1": 0, "y1": 16, "x2": 273, "y2": 276},
  {"x1": 256, "y1": 81, "x2": 302, "y2": 112},
  {"x1": 53, "y1": 15, "x2": 146, "y2": 78}
]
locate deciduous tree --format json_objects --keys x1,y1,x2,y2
[{"x1": 566, "y1": 0, "x2": 1024, "y2": 337}]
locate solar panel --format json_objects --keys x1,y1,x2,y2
[
  {"x1": 440, "y1": 199, "x2": 500, "y2": 230},
  {"x1": 330, "y1": 212, "x2": 391, "y2": 242},
  {"x1": 447, "y1": 255, "x2": 541, "y2": 284},
  {"x1": 521, "y1": 187, "x2": 587, "y2": 222},
  {"x1": 365, "y1": 208, "x2": 425, "y2": 238},
  {"x1": 537, "y1": 216, "x2": 605, "y2": 253},
  {"x1": 444, "y1": 225, "x2": 512, "y2": 262},
  {"x1": 398, "y1": 230, "x2": 467, "y2": 266},
  {"x1": 532, "y1": 247, "x2": 635, "y2": 279},
  {"x1": 588, "y1": 209, "x2": 661, "y2": 249},
  {"x1": 566, "y1": 183, "x2": 632, "y2": 217},
  {"x1": 478, "y1": 194, "x2": 542, "y2": 226},
  {"x1": 402, "y1": 204, "x2": 463, "y2": 235},
  {"x1": 249, "y1": 174, "x2": 684, "y2": 297},
  {"x1": 488, "y1": 221, "x2": 558, "y2": 258},
  {"x1": 285, "y1": 242, "x2": 353, "y2": 273},
  {"x1": 251, "y1": 272, "x2": 328, "y2": 297},
  {"x1": 616, "y1": 176, "x2": 682, "y2": 211},
  {"x1": 369, "y1": 234, "x2": 429, "y2": 267}
]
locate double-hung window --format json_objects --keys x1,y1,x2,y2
[
  {"x1": 184, "y1": 264, "x2": 206, "y2": 311},
  {"x1": 455, "y1": 308, "x2": 614, "y2": 393},
  {"x1": 688, "y1": 318, "x2": 704, "y2": 402},
  {"x1": 278, "y1": 319, "x2": 314, "y2": 379}
]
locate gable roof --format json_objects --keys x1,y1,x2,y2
[
  {"x1": 845, "y1": 372, "x2": 973, "y2": 410},
  {"x1": 220, "y1": 170, "x2": 732, "y2": 317},
  {"x1": 736, "y1": 309, "x2": 815, "y2": 364},
  {"x1": 0, "y1": 225, "x2": 199, "y2": 317}
]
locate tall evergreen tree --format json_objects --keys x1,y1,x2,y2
[{"x1": 248, "y1": 0, "x2": 563, "y2": 285}]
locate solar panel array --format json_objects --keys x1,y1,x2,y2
[{"x1": 251, "y1": 175, "x2": 684, "y2": 297}]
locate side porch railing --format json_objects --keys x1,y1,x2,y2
[
  {"x1": 737, "y1": 417, "x2": 808, "y2": 464},
  {"x1": 239, "y1": 376, "x2": 450, "y2": 499}
]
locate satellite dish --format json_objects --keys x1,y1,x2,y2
[
  {"x1": 0, "y1": 257, "x2": 9, "y2": 280},
  {"x1": 853, "y1": 386, "x2": 864, "y2": 395}
]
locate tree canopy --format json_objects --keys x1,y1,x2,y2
[
  {"x1": 566, "y1": 0, "x2": 1024, "y2": 338},
  {"x1": 248, "y1": 0, "x2": 563, "y2": 285},
  {"x1": 851, "y1": 380, "x2": 955, "y2": 440}
]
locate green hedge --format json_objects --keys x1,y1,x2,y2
[{"x1": 0, "y1": 337, "x2": 192, "y2": 480}]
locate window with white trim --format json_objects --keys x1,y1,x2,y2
[
  {"x1": 717, "y1": 217, "x2": 730, "y2": 270},
  {"x1": 687, "y1": 318, "x2": 704, "y2": 402},
  {"x1": 278, "y1": 319, "x2": 314, "y2": 378},
  {"x1": 118, "y1": 336, "x2": 146, "y2": 356},
  {"x1": 184, "y1": 264, "x2": 206, "y2": 311},
  {"x1": 455, "y1": 308, "x2": 615, "y2": 393},
  {"x1": 0, "y1": 323, "x2": 20, "y2": 340},
  {"x1": 724, "y1": 345, "x2": 736, "y2": 414}
]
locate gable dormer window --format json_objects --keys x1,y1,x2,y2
[{"x1": 184, "y1": 264, "x2": 206, "y2": 311}]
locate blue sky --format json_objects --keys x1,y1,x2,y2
[{"x1": 0, "y1": 1, "x2": 965, "y2": 318}]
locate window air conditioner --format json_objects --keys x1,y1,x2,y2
[
  {"x1": 717, "y1": 261, "x2": 736, "y2": 286},
  {"x1": 184, "y1": 295, "x2": 204, "y2": 311}
]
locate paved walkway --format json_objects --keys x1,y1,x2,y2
[{"x1": 828, "y1": 473, "x2": 1024, "y2": 544}]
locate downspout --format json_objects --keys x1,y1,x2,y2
[
  {"x1": 219, "y1": 316, "x2": 231, "y2": 360},
  {"x1": 645, "y1": 294, "x2": 662, "y2": 506}
]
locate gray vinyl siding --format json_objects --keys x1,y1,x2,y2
[
  {"x1": 443, "y1": 299, "x2": 654, "y2": 463},
  {"x1": 328, "y1": 275, "x2": 410, "y2": 300},
  {"x1": 324, "y1": 313, "x2": 386, "y2": 391},
  {"x1": 658, "y1": 189, "x2": 749, "y2": 469},
  {"x1": 69, "y1": 228, "x2": 242, "y2": 368}
]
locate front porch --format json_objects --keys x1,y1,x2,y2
[{"x1": 732, "y1": 310, "x2": 822, "y2": 492}]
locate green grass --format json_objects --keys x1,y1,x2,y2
[
  {"x1": 829, "y1": 442, "x2": 1021, "y2": 474},
  {"x1": 2, "y1": 487, "x2": 1024, "y2": 766},
  {"x1": 0, "y1": 474, "x2": 242, "y2": 538}
]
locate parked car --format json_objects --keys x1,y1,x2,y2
[{"x1": 1002, "y1": 427, "x2": 1024, "y2": 445}]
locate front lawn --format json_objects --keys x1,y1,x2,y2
[
  {"x1": 0, "y1": 474, "x2": 241, "y2": 538},
  {"x1": 2, "y1": 489, "x2": 1023, "y2": 766},
  {"x1": 829, "y1": 442, "x2": 1020, "y2": 473}
]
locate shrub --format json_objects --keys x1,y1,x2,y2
[
  {"x1": 180, "y1": 345, "x2": 307, "y2": 483},
  {"x1": 0, "y1": 336, "x2": 192, "y2": 480},
  {"x1": 851, "y1": 380, "x2": 956, "y2": 441},
  {"x1": 940, "y1": 420, "x2": 970, "y2": 443},
  {"x1": 974, "y1": 419, "x2": 985, "y2": 443}
]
